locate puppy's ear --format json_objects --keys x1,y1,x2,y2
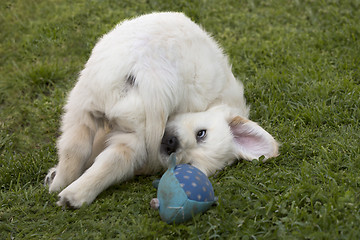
[{"x1": 229, "y1": 116, "x2": 279, "y2": 161}]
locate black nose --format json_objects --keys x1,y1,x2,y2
[{"x1": 161, "y1": 135, "x2": 179, "y2": 155}]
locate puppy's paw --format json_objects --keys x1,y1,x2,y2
[
  {"x1": 47, "y1": 169, "x2": 69, "y2": 193},
  {"x1": 57, "y1": 187, "x2": 90, "y2": 209},
  {"x1": 44, "y1": 167, "x2": 57, "y2": 187},
  {"x1": 57, "y1": 195, "x2": 79, "y2": 210}
]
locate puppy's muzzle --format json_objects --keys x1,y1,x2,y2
[{"x1": 161, "y1": 134, "x2": 179, "y2": 155}]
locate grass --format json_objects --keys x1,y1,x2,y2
[{"x1": 1, "y1": 0, "x2": 359, "y2": 239}]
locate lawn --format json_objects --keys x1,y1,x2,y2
[{"x1": 1, "y1": 0, "x2": 359, "y2": 239}]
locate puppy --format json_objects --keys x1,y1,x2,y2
[{"x1": 45, "y1": 12, "x2": 278, "y2": 208}]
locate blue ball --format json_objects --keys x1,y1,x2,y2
[{"x1": 151, "y1": 154, "x2": 216, "y2": 224}]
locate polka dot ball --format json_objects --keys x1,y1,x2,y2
[{"x1": 174, "y1": 164, "x2": 215, "y2": 202}]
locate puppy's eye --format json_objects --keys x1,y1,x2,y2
[{"x1": 196, "y1": 130, "x2": 207, "y2": 142}]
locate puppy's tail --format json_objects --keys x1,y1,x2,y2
[
  {"x1": 137, "y1": 70, "x2": 179, "y2": 167},
  {"x1": 144, "y1": 104, "x2": 167, "y2": 164}
]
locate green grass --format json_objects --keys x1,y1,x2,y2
[{"x1": 1, "y1": 0, "x2": 359, "y2": 239}]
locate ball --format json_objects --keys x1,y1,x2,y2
[{"x1": 150, "y1": 154, "x2": 216, "y2": 224}]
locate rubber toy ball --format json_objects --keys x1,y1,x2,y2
[{"x1": 150, "y1": 153, "x2": 216, "y2": 224}]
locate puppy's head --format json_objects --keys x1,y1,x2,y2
[{"x1": 160, "y1": 105, "x2": 278, "y2": 176}]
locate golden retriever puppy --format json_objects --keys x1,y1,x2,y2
[{"x1": 45, "y1": 12, "x2": 278, "y2": 208}]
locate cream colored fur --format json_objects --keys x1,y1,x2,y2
[{"x1": 45, "y1": 12, "x2": 278, "y2": 208}]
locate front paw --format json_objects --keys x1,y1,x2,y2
[
  {"x1": 57, "y1": 195, "x2": 76, "y2": 209},
  {"x1": 57, "y1": 190, "x2": 83, "y2": 209},
  {"x1": 45, "y1": 168, "x2": 68, "y2": 193},
  {"x1": 44, "y1": 167, "x2": 57, "y2": 187},
  {"x1": 57, "y1": 185, "x2": 92, "y2": 209},
  {"x1": 57, "y1": 195, "x2": 83, "y2": 209}
]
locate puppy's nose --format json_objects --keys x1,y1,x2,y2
[{"x1": 161, "y1": 135, "x2": 179, "y2": 155}]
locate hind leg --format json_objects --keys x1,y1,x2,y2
[
  {"x1": 46, "y1": 107, "x2": 97, "y2": 192},
  {"x1": 57, "y1": 131, "x2": 146, "y2": 208}
]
